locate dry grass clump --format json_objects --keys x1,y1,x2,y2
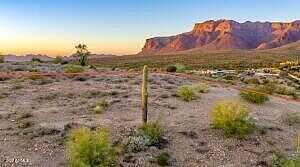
[{"x1": 211, "y1": 101, "x2": 255, "y2": 137}]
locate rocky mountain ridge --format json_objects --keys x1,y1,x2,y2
[{"x1": 141, "y1": 19, "x2": 300, "y2": 54}]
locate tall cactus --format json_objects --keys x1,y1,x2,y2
[
  {"x1": 142, "y1": 65, "x2": 149, "y2": 123},
  {"x1": 297, "y1": 133, "x2": 300, "y2": 154}
]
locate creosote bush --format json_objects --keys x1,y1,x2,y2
[
  {"x1": 178, "y1": 85, "x2": 197, "y2": 101},
  {"x1": 66, "y1": 127, "x2": 117, "y2": 167},
  {"x1": 64, "y1": 64, "x2": 85, "y2": 73},
  {"x1": 240, "y1": 91, "x2": 269, "y2": 104},
  {"x1": 211, "y1": 101, "x2": 255, "y2": 137},
  {"x1": 166, "y1": 65, "x2": 177, "y2": 72}
]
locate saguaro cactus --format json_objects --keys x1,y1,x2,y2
[
  {"x1": 297, "y1": 133, "x2": 300, "y2": 154},
  {"x1": 142, "y1": 65, "x2": 149, "y2": 123}
]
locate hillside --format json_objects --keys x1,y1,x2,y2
[
  {"x1": 141, "y1": 19, "x2": 300, "y2": 55},
  {"x1": 91, "y1": 49, "x2": 300, "y2": 70},
  {"x1": 273, "y1": 40, "x2": 300, "y2": 51}
]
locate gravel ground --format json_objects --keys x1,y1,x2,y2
[{"x1": 0, "y1": 70, "x2": 299, "y2": 167}]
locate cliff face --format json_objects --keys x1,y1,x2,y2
[{"x1": 141, "y1": 19, "x2": 300, "y2": 54}]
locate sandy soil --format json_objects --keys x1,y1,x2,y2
[{"x1": 0, "y1": 70, "x2": 299, "y2": 167}]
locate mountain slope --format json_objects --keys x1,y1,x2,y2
[{"x1": 141, "y1": 19, "x2": 300, "y2": 55}]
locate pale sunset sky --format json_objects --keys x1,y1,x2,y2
[{"x1": 0, "y1": 0, "x2": 299, "y2": 56}]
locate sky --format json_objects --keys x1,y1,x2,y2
[{"x1": 0, "y1": 0, "x2": 299, "y2": 56}]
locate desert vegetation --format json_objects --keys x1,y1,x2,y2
[
  {"x1": 240, "y1": 91, "x2": 269, "y2": 104},
  {"x1": 0, "y1": 61, "x2": 299, "y2": 166},
  {"x1": 211, "y1": 101, "x2": 255, "y2": 137},
  {"x1": 66, "y1": 128, "x2": 117, "y2": 167}
]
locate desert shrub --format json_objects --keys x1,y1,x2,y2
[
  {"x1": 138, "y1": 122, "x2": 163, "y2": 146},
  {"x1": 126, "y1": 135, "x2": 151, "y2": 153},
  {"x1": 27, "y1": 75, "x2": 53, "y2": 85},
  {"x1": 258, "y1": 83, "x2": 297, "y2": 98},
  {"x1": 211, "y1": 101, "x2": 255, "y2": 137},
  {"x1": 243, "y1": 78, "x2": 260, "y2": 84},
  {"x1": 18, "y1": 120, "x2": 34, "y2": 129},
  {"x1": 166, "y1": 65, "x2": 177, "y2": 72},
  {"x1": 27, "y1": 75, "x2": 44, "y2": 80},
  {"x1": 53, "y1": 56, "x2": 63, "y2": 64},
  {"x1": 32, "y1": 77, "x2": 53, "y2": 85},
  {"x1": 94, "y1": 99, "x2": 110, "y2": 114},
  {"x1": 73, "y1": 76, "x2": 89, "y2": 81},
  {"x1": 282, "y1": 112, "x2": 300, "y2": 127},
  {"x1": 174, "y1": 63, "x2": 186, "y2": 73},
  {"x1": 224, "y1": 75, "x2": 236, "y2": 81},
  {"x1": 193, "y1": 83, "x2": 209, "y2": 93},
  {"x1": 64, "y1": 64, "x2": 85, "y2": 73},
  {"x1": 155, "y1": 152, "x2": 171, "y2": 166},
  {"x1": 258, "y1": 82, "x2": 277, "y2": 94},
  {"x1": 28, "y1": 68, "x2": 39, "y2": 72},
  {"x1": 178, "y1": 85, "x2": 197, "y2": 101},
  {"x1": 0, "y1": 55, "x2": 4, "y2": 63},
  {"x1": 275, "y1": 84, "x2": 297, "y2": 96},
  {"x1": 66, "y1": 128, "x2": 117, "y2": 167},
  {"x1": 271, "y1": 151, "x2": 300, "y2": 167},
  {"x1": 240, "y1": 91, "x2": 269, "y2": 104},
  {"x1": 12, "y1": 84, "x2": 24, "y2": 90},
  {"x1": 31, "y1": 57, "x2": 43, "y2": 63}
]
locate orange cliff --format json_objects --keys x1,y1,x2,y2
[{"x1": 141, "y1": 19, "x2": 300, "y2": 55}]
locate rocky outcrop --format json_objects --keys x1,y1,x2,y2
[{"x1": 141, "y1": 19, "x2": 300, "y2": 54}]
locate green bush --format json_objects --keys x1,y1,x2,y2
[
  {"x1": 174, "y1": 63, "x2": 186, "y2": 73},
  {"x1": 66, "y1": 128, "x2": 117, "y2": 167},
  {"x1": 53, "y1": 56, "x2": 63, "y2": 64},
  {"x1": 282, "y1": 112, "x2": 300, "y2": 126},
  {"x1": 211, "y1": 101, "x2": 255, "y2": 137},
  {"x1": 240, "y1": 91, "x2": 269, "y2": 104},
  {"x1": 193, "y1": 83, "x2": 209, "y2": 93},
  {"x1": 258, "y1": 83, "x2": 297, "y2": 97},
  {"x1": 138, "y1": 122, "x2": 163, "y2": 146},
  {"x1": 0, "y1": 55, "x2": 4, "y2": 63},
  {"x1": 271, "y1": 152, "x2": 300, "y2": 167},
  {"x1": 178, "y1": 85, "x2": 197, "y2": 101},
  {"x1": 155, "y1": 152, "x2": 171, "y2": 166},
  {"x1": 275, "y1": 84, "x2": 297, "y2": 96},
  {"x1": 94, "y1": 99, "x2": 110, "y2": 114},
  {"x1": 257, "y1": 82, "x2": 277, "y2": 94},
  {"x1": 31, "y1": 57, "x2": 43, "y2": 63},
  {"x1": 166, "y1": 65, "x2": 177, "y2": 72},
  {"x1": 64, "y1": 64, "x2": 85, "y2": 73}
]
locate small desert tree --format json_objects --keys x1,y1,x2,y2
[
  {"x1": 0, "y1": 53, "x2": 4, "y2": 63},
  {"x1": 75, "y1": 44, "x2": 90, "y2": 66}
]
